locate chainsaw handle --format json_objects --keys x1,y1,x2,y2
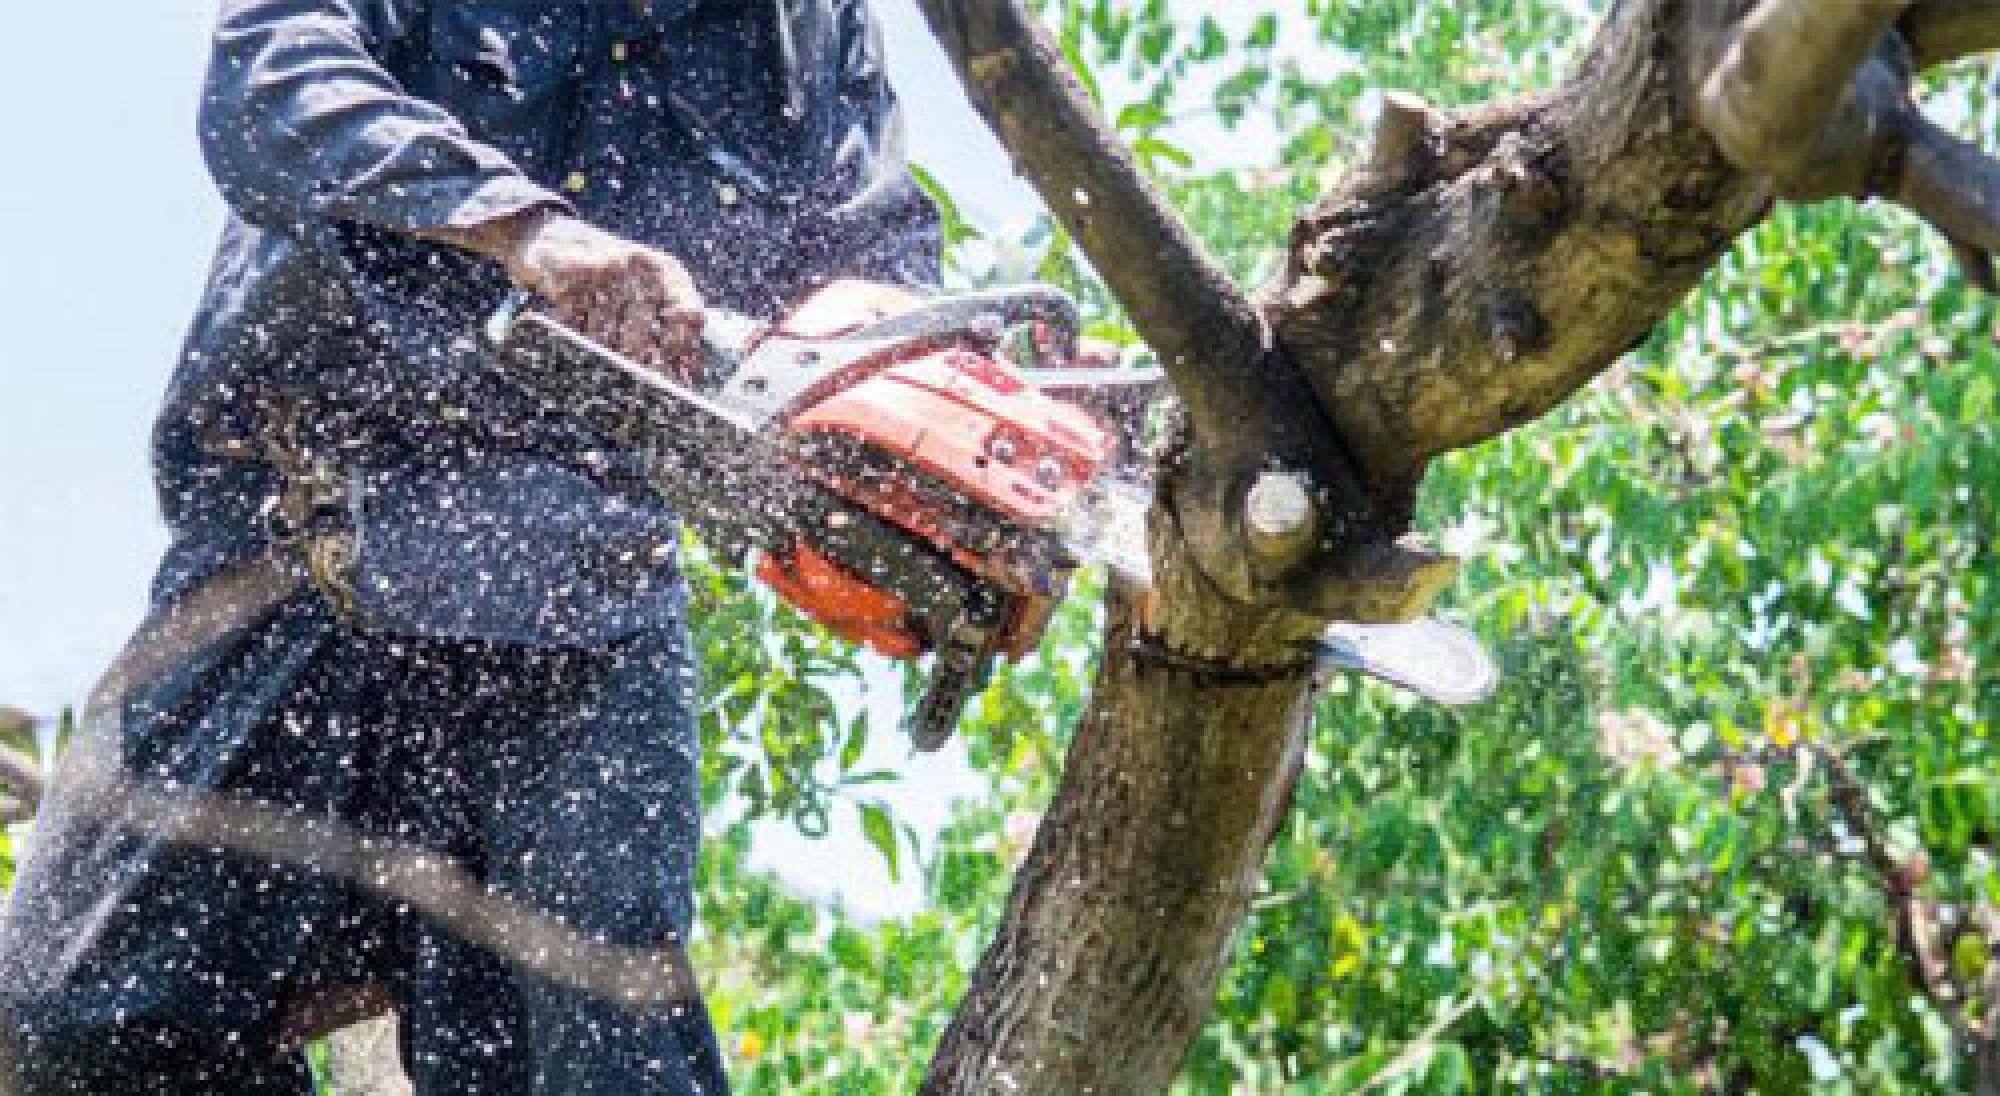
[{"x1": 845, "y1": 285, "x2": 1082, "y2": 359}]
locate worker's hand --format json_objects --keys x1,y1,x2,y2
[{"x1": 498, "y1": 213, "x2": 707, "y2": 379}]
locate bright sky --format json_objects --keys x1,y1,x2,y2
[{"x1": 0, "y1": 0, "x2": 1038, "y2": 918}]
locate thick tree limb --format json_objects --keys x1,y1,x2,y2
[
  {"x1": 909, "y1": 0, "x2": 1264, "y2": 425},
  {"x1": 1697, "y1": 0, "x2": 1909, "y2": 191},
  {"x1": 1902, "y1": 0, "x2": 2000, "y2": 67},
  {"x1": 1275, "y1": 0, "x2": 1772, "y2": 489}
]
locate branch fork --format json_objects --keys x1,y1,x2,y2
[{"x1": 917, "y1": 0, "x2": 1461, "y2": 626}]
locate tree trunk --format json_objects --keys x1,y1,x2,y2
[{"x1": 923, "y1": 531, "x2": 1323, "y2": 1093}]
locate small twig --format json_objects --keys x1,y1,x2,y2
[
  {"x1": 1810, "y1": 743, "x2": 1961, "y2": 1011},
  {"x1": 1354, "y1": 995, "x2": 1477, "y2": 1093}
]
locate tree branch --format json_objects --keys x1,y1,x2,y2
[
  {"x1": 1696, "y1": 0, "x2": 1909, "y2": 192},
  {"x1": 910, "y1": 0, "x2": 1265, "y2": 435},
  {"x1": 1813, "y1": 744, "x2": 1959, "y2": 1011},
  {"x1": 1895, "y1": 115, "x2": 2000, "y2": 254},
  {"x1": 1273, "y1": 0, "x2": 1772, "y2": 490},
  {"x1": 1902, "y1": 0, "x2": 2000, "y2": 67},
  {"x1": 1692, "y1": 0, "x2": 2000, "y2": 291}
]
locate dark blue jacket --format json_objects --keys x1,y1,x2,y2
[{"x1": 155, "y1": 0, "x2": 940, "y2": 646}]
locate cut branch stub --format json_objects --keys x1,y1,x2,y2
[
  {"x1": 1363, "y1": 91, "x2": 1443, "y2": 192},
  {"x1": 1243, "y1": 468, "x2": 1317, "y2": 567},
  {"x1": 1166, "y1": 427, "x2": 1459, "y2": 625}
]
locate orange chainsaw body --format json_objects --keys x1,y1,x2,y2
[{"x1": 750, "y1": 282, "x2": 1115, "y2": 662}]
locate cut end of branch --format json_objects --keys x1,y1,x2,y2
[
  {"x1": 1244, "y1": 469, "x2": 1319, "y2": 569},
  {"x1": 1367, "y1": 91, "x2": 1439, "y2": 189}
]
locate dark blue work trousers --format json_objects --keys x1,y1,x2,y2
[{"x1": 0, "y1": 592, "x2": 724, "y2": 1094}]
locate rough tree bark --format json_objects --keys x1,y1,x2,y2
[{"x1": 911, "y1": 1, "x2": 2000, "y2": 1092}]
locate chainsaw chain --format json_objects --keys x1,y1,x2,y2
[{"x1": 1126, "y1": 631, "x2": 1316, "y2": 687}]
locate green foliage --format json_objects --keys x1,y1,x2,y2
[{"x1": 685, "y1": 541, "x2": 876, "y2": 835}]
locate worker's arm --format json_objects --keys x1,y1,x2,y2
[{"x1": 200, "y1": 0, "x2": 701, "y2": 370}]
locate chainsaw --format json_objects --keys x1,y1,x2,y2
[{"x1": 483, "y1": 281, "x2": 1496, "y2": 749}]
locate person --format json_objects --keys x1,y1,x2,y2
[{"x1": 0, "y1": 1, "x2": 938, "y2": 1092}]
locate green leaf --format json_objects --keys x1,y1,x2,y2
[
  {"x1": 860, "y1": 802, "x2": 900, "y2": 883},
  {"x1": 1132, "y1": 135, "x2": 1194, "y2": 171},
  {"x1": 839, "y1": 711, "x2": 868, "y2": 772},
  {"x1": 1114, "y1": 100, "x2": 1168, "y2": 132},
  {"x1": 1246, "y1": 12, "x2": 1278, "y2": 50},
  {"x1": 907, "y1": 162, "x2": 981, "y2": 249}
]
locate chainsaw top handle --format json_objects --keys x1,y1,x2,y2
[
  {"x1": 491, "y1": 283, "x2": 1084, "y2": 391},
  {"x1": 830, "y1": 284, "x2": 1081, "y2": 360}
]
